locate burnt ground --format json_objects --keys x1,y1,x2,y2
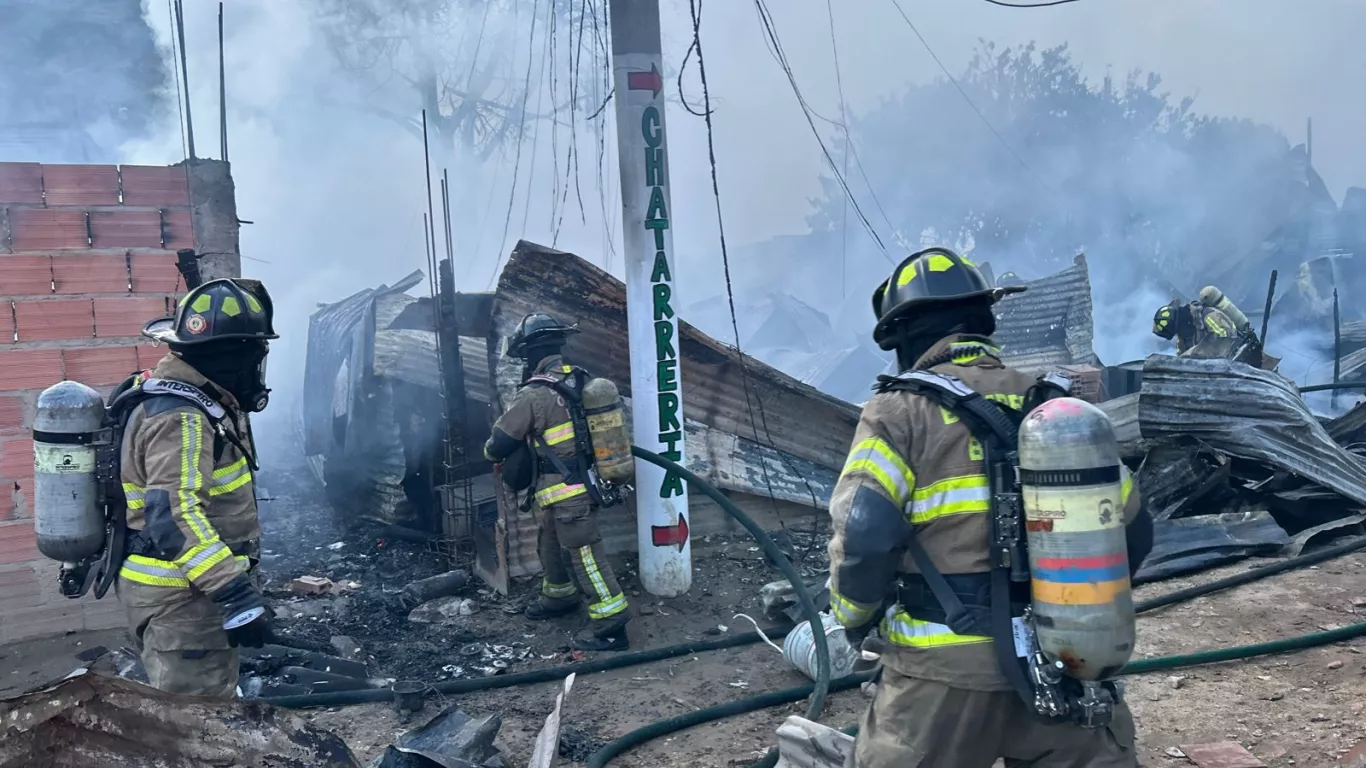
[{"x1": 6, "y1": 430, "x2": 1366, "y2": 766}]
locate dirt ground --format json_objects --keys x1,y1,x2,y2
[{"x1": 6, "y1": 432, "x2": 1366, "y2": 766}]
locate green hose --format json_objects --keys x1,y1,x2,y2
[{"x1": 1122, "y1": 619, "x2": 1366, "y2": 675}]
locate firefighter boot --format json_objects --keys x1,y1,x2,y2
[
  {"x1": 524, "y1": 595, "x2": 580, "y2": 621},
  {"x1": 571, "y1": 612, "x2": 631, "y2": 652}
]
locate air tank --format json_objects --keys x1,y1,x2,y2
[
  {"x1": 1019, "y1": 397, "x2": 1134, "y2": 682},
  {"x1": 33, "y1": 381, "x2": 107, "y2": 563},
  {"x1": 1198, "y1": 285, "x2": 1252, "y2": 334},
  {"x1": 581, "y1": 377, "x2": 635, "y2": 484}
]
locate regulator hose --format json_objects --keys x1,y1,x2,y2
[{"x1": 265, "y1": 446, "x2": 832, "y2": 716}]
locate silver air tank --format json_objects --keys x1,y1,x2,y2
[
  {"x1": 33, "y1": 381, "x2": 107, "y2": 563},
  {"x1": 1019, "y1": 397, "x2": 1135, "y2": 682},
  {"x1": 1198, "y1": 285, "x2": 1252, "y2": 334}
]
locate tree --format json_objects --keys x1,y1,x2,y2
[
  {"x1": 807, "y1": 42, "x2": 1297, "y2": 290},
  {"x1": 315, "y1": 0, "x2": 607, "y2": 157}
]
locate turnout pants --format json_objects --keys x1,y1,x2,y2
[
  {"x1": 856, "y1": 667, "x2": 1137, "y2": 768},
  {"x1": 536, "y1": 498, "x2": 630, "y2": 627},
  {"x1": 117, "y1": 576, "x2": 238, "y2": 698}
]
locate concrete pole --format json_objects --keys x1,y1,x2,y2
[{"x1": 609, "y1": 0, "x2": 691, "y2": 597}]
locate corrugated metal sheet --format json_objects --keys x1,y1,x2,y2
[
  {"x1": 1137, "y1": 355, "x2": 1366, "y2": 508},
  {"x1": 303, "y1": 286, "x2": 376, "y2": 455},
  {"x1": 373, "y1": 328, "x2": 490, "y2": 402},
  {"x1": 993, "y1": 254, "x2": 1097, "y2": 373},
  {"x1": 1134, "y1": 509, "x2": 1290, "y2": 584},
  {"x1": 1329, "y1": 403, "x2": 1366, "y2": 444},
  {"x1": 491, "y1": 241, "x2": 860, "y2": 471}
]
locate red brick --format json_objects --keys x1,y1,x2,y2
[
  {"x1": 0, "y1": 254, "x2": 53, "y2": 296},
  {"x1": 0, "y1": 601, "x2": 85, "y2": 642},
  {"x1": 42, "y1": 165, "x2": 120, "y2": 206},
  {"x1": 163, "y1": 209, "x2": 194, "y2": 250},
  {"x1": 63, "y1": 346, "x2": 139, "y2": 386},
  {"x1": 0, "y1": 393, "x2": 25, "y2": 433},
  {"x1": 0, "y1": 565, "x2": 39, "y2": 611},
  {"x1": 0, "y1": 438, "x2": 33, "y2": 480},
  {"x1": 51, "y1": 253, "x2": 130, "y2": 295},
  {"x1": 0, "y1": 163, "x2": 44, "y2": 204},
  {"x1": 0, "y1": 348, "x2": 64, "y2": 390},
  {"x1": 10, "y1": 209, "x2": 88, "y2": 251},
  {"x1": 13, "y1": 298, "x2": 94, "y2": 342},
  {"x1": 135, "y1": 344, "x2": 167, "y2": 370},
  {"x1": 120, "y1": 165, "x2": 190, "y2": 207},
  {"x1": 2, "y1": 477, "x2": 31, "y2": 522},
  {"x1": 130, "y1": 252, "x2": 183, "y2": 294},
  {"x1": 93, "y1": 296, "x2": 166, "y2": 339},
  {"x1": 90, "y1": 209, "x2": 162, "y2": 249}
]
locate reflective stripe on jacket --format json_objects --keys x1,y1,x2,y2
[
  {"x1": 484, "y1": 355, "x2": 592, "y2": 508},
  {"x1": 826, "y1": 334, "x2": 1142, "y2": 691},
  {"x1": 119, "y1": 354, "x2": 260, "y2": 593}
]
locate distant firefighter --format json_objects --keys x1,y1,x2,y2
[
  {"x1": 995, "y1": 271, "x2": 1025, "y2": 288},
  {"x1": 1152, "y1": 299, "x2": 1249, "y2": 362}
]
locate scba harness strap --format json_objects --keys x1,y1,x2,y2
[
  {"x1": 524, "y1": 367, "x2": 623, "y2": 509},
  {"x1": 874, "y1": 368, "x2": 1075, "y2": 721}
]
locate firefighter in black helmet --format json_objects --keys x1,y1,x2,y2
[
  {"x1": 117, "y1": 278, "x2": 277, "y2": 697},
  {"x1": 831, "y1": 248, "x2": 1151, "y2": 766},
  {"x1": 483, "y1": 312, "x2": 633, "y2": 651},
  {"x1": 1152, "y1": 299, "x2": 1242, "y2": 361}
]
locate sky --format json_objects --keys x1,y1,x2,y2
[{"x1": 106, "y1": 0, "x2": 1366, "y2": 398}]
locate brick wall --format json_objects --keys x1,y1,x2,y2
[{"x1": 0, "y1": 160, "x2": 240, "y2": 643}]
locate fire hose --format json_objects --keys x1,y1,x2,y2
[{"x1": 260, "y1": 449, "x2": 1366, "y2": 767}]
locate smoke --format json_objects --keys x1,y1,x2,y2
[{"x1": 2, "y1": 0, "x2": 1355, "y2": 423}]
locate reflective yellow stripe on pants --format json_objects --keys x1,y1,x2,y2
[
  {"x1": 535, "y1": 482, "x2": 588, "y2": 506},
  {"x1": 579, "y1": 546, "x2": 627, "y2": 619},
  {"x1": 542, "y1": 578, "x2": 578, "y2": 599}
]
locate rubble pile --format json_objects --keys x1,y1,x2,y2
[{"x1": 1104, "y1": 355, "x2": 1366, "y2": 581}]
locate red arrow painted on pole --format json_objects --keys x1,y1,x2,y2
[
  {"x1": 651, "y1": 515, "x2": 689, "y2": 550},
  {"x1": 627, "y1": 64, "x2": 663, "y2": 98}
]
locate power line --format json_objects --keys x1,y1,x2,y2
[
  {"x1": 751, "y1": 0, "x2": 892, "y2": 258},
  {"x1": 489, "y1": 0, "x2": 543, "y2": 290},
  {"x1": 825, "y1": 0, "x2": 850, "y2": 296},
  {"x1": 690, "y1": 0, "x2": 824, "y2": 528},
  {"x1": 983, "y1": 0, "x2": 1082, "y2": 6},
  {"x1": 887, "y1": 0, "x2": 1061, "y2": 201}
]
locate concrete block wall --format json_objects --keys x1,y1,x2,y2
[{"x1": 0, "y1": 159, "x2": 240, "y2": 643}]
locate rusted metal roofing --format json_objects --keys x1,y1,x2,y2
[
  {"x1": 992, "y1": 253, "x2": 1098, "y2": 373},
  {"x1": 486, "y1": 242, "x2": 849, "y2": 581},
  {"x1": 491, "y1": 241, "x2": 860, "y2": 471},
  {"x1": 303, "y1": 285, "x2": 377, "y2": 455},
  {"x1": 1137, "y1": 355, "x2": 1366, "y2": 508}
]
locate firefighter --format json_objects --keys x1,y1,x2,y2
[
  {"x1": 483, "y1": 313, "x2": 632, "y2": 651},
  {"x1": 117, "y1": 278, "x2": 277, "y2": 697},
  {"x1": 1152, "y1": 300, "x2": 1243, "y2": 360},
  {"x1": 996, "y1": 271, "x2": 1025, "y2": 288},
  {"x1": 829, "y1": 247, "x2": 1153, "y2": 767}
]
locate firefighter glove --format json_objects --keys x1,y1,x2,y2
[{"x1": 210, "y1": 574, "x2": 272, "y2": 648}]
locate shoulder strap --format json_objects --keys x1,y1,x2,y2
[{"x1": 875, "y1": 370, "x2": 1020, "y2": 448}]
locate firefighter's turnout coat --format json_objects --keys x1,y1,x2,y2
[{"x1": 116, "y1": 353, "x2": 259, "y2": 696}]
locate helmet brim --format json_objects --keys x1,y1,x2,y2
[
  {"x1": 871, "y1": 285, "x2": 1025, "y2": 350},
  {"x1": 142, "y1": 316, "x2": 280, "y2": 346}
]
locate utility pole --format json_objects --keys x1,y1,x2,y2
[{"x1": 609, "y1": 0, "x2": 691, "y2": 597}]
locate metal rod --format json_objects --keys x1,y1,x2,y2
[
  {"x1": 421, "y1": 110, "x2": 440, "y2": 301},
  {"x1": 442, "y1": 168, "x2": 455, "y2": 263},
  {"x1": 174, "y1": 0, "x2": 196, "y2": 159},
  {"x1": 1260, "y1": 269, "x2": 1278, "y2": 346},
  {"x1": 219, "y1": 2, "x2": 228, "y2": 162},
  {"x1": 1299, "y1": 382, "x2": 1366, "y2": 394},
  {"x1": 1333, "y1": 287, "x2": 1342, "y2": 409}
]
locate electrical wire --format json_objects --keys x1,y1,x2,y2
[
  {"x1": 751, "y1": 0, "x2": 890, "y2": 257},
  {"x1": 689, "y1": 0, "x2": 825, "y2": 530},
  {"x1": 490, "y1": 0, "x2": 543, "y2": 290},
  {"x1": 825, "y1": 0, "x2": 851, "y2": 297},
  {"x1": 886, "y1": 0, "x2": 1061, "y2": 201},
  {"x1": 166, "y1": 0, "x2": 188, "y2": 162},
  {"x1": 982, "y1": 0, "x2": 1082, "y2": 6}
]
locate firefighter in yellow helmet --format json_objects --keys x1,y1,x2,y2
[
  {"x1": 829, "y1": 247, "x2": 1152, "y2": 767},
  {"x1": 483, "y1": 313, "x2": 632, "y2": 652},
  {"x1": 116, "y1": 278, "x2": 277, "y2": 697},
  {"x1": 1152, "y1": 299, "x2": 1244, "y2": 360}
]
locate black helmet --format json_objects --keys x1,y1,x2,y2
[
  {"x1": 143, "y1": 278, "x2": 278, "y2": 347},
  {"x1": 507, "y1": 312, "x2": 578, "y2": 358},
  {"x1": 997, "y1": 271, "x2": 1025, "y2": 288},
  {"x1": 1152, "y1": 302, "x2": 1179, "y2": 340},
  {"x1": 871, "y1": 247, "x2": 1022, "y2": 349}
]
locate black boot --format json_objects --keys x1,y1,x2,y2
[
  {"x1": 571, "y1": 613, "x2": 631, "y2": 652},
  {"x1": 525, "y1": 596, "x2": 580, "y2": 621}
]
